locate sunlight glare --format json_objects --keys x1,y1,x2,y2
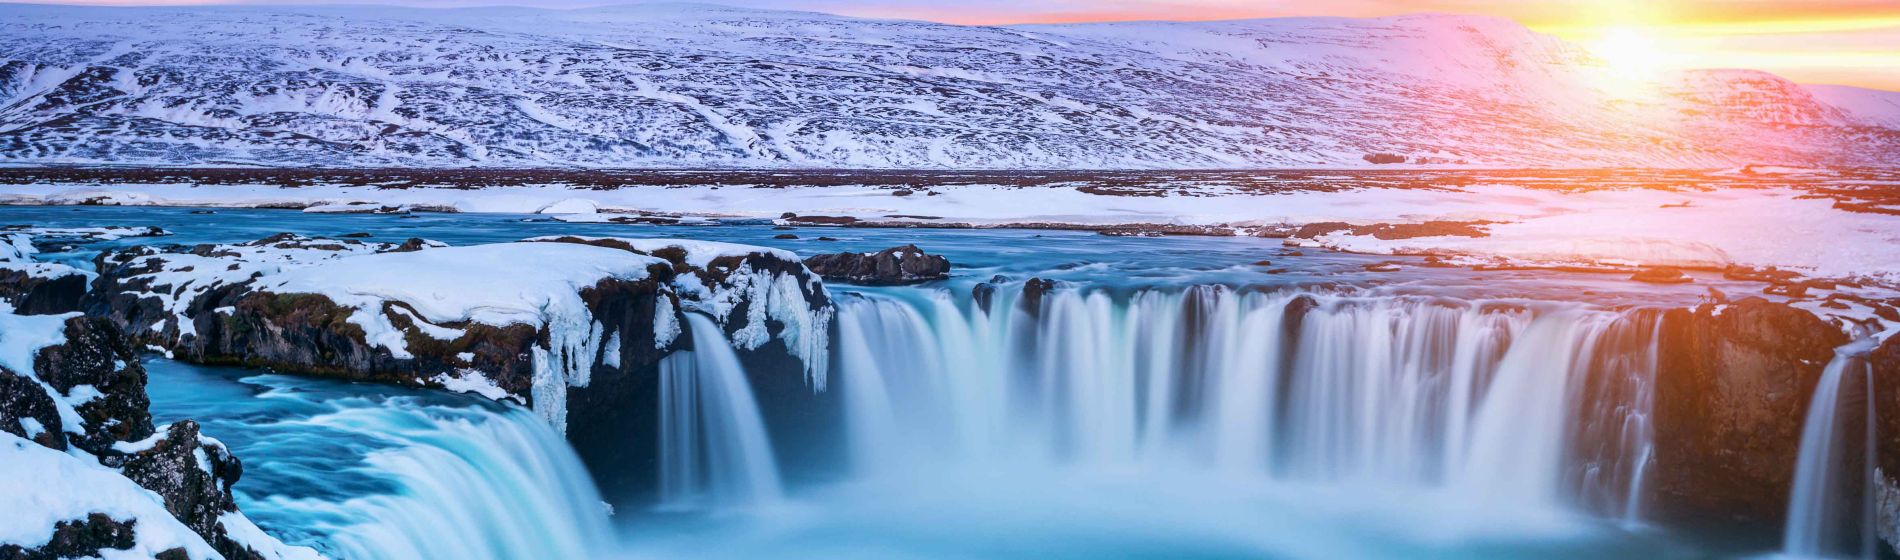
[{"x1": 1586, "y1": 26, "x2": 1672, "y2": 98}]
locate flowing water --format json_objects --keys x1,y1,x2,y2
[
  {"x1": 143, "y1": 359, "x2": 615, "y2": 559},
  {"x1": 828, "y1": 286, "x2": 1662, "y2": 513},
  {"x1": 13, "y1": 206, "x2": 1785, "y2": 559},
  {"x1": 1784, "y1": 339, "x2": 1881, "y2": 559},
  {"x1": 658, "y1": 313, "x2": 785, "y2": 509}
]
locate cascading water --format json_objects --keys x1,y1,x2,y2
[
  {"x1": 143, "y1": 360, "x2": 615, "y2": 560},
  {"x1": 1785, "y1": 339, "x2": 1880, "y2": 558},
  {"x1": 657, "y1": 313, "x2": 785, "y2": 509},
  {"x1": 832, "y1": 284, "x2": 1664, "y2": 517}
]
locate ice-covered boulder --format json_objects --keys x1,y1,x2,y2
[
  {"x1": 0, "y1": 307, "x2": 316, "y2": 560},
  {"x1": 801, "y1": 244, "x2": 950, "y2": 285}
]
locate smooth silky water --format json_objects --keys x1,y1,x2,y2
[{"x1": 13, "y1": 206, "x2": 1778, "y2": 559}]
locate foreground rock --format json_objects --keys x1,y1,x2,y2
[
  {"x1": 0, "y1": 309, "x2": 316, "y2": 560},
  {"x1": 801, "y1": 244, "x2": 950, "y2": 285},
  {"x1": 1650, "y1": 297, "x2": 1850, "y2": 528}
]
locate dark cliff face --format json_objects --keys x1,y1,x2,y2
[
  {"x1": 1650, "y1": 297, "x2": 1849, "y2": 529},
  {"x1": 0, "y1": 316, "x2": 276, "y2": 560},
  {"x1": 0, "y1": 268, "x2": 86, "y2": 314},
  {"x1": 535, "y1": 236, "x2": 840, "y2": 502}
]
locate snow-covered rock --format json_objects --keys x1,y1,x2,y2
[
  {"x1": 0, "y1": 4, "x2": 1894, "y2": 168},
  {"x1": 0, "y1": 306, "x2": 317, "y2": 560},
  {"x1": 0, "y1": 225, "x2": 168, "y2": 314},
  {"x1": 90, "y1": 234, "x2": 832, "y2": 434}
]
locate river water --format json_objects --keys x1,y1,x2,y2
[{"x1": 8, "y1": 206, "x2": 1772, "y2": 558}]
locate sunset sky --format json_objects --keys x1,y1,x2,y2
[{"x1": 34, "y1": 0, "x2": 1900, "y2": 91}]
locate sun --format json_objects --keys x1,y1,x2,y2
[{"x1": 1585, "y1": 26, "x2": 1672, "y2": 97}]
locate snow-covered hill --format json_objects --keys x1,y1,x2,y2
[{"x1": 0, "y1": 3, "x2": 1895, "y2": 169}]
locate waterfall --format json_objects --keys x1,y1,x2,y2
[
  {"x1": 657, "y1": 313, "x2": 784, "y2": 509},
  {"x1": 831, "y1": 284, "x2": 1663, "y2": 516},
  {"x1": 1785, "y1": 340, "x2": 1880, "y2": 558},
  {"x1": 143, "y1": 361, "x2": 615, "y2": 560},
  {"x1": 296, "y1": 407, "x2": 617, "y2": 559}
]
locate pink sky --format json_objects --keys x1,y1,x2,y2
[{"x1": 37, "y1": 0, "x2": 1900, "y2": 90}]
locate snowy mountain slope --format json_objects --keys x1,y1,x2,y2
[
  {"x1": 0, "y1": 3, "x2": 1895, "y2": 169},
  {"x1": 1808, "y1": 84, "x2": 1900, "y2": 129}
]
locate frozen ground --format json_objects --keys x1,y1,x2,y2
[{"x1": 2, "y1": 168, "x2": 1896, "y2": 284}]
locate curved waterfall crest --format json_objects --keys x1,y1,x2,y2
[
  {"x1": 830, "y1": 283, "x2": 1665, "y2": 516},
  {"x1": 240, "y1": 397, "x2": 615, "y2": 559}
]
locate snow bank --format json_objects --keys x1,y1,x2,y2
[
  {"x1": 102, "y1": 234, "x2": 395, "y2": 340},
  {"x1": 254, "y1": 242, "x2": 662, "y2": 431},
  {"x1": 0, "y1": 306, "x2": 87, "y2": 435},
  {"x1": 10, "y1": 179, "x2": 1897, "y2": 282},
  {"x1": 1311, "y1": 186, "x2": 1900, "y2": 280}
]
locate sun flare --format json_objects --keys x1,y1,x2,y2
[{"x1": 1585, "y1": 26, "x2": 1673, "y2": 97}]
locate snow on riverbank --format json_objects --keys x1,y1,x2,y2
[
  {"x1": 5, "y1": 180, "x2": 1898, "y2": 282},
  {"x1": 255, "y1": 242, "x2": 664, "y2": 431}
]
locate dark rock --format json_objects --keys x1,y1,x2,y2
[
  {"x1": 0, "y1": 367, "x2": 64, "y2": 449},
  {"x1": 1723, "y1": 265, "x2": 1803, "y2": 283},
  {"x1": 1650, "y1": 298, "x2": 1850, "y2": 528},
  {"x1": 1872, "y1": 337, "x2": 1900, "y2": 552},
  {"x1": 892, "y1": 189, "x2": 914, "y2": 196},
  {"x1": 1019, "y1": 278, "x2": 1058, "y2": 317},
  {"x1": 340, "y1": 232, "x2": 373, "y2": 238},
  {"x1": 1762, "y1": 282, "x2": 1809, "y2": 298},
  {"x1": 0, "y1": 268, "x2": 87, "y2": 314},
  {"x1": 971, "y1": 274, "x2": 1011, "y2": 314},
  {"x1": 785, "y1": 215, "x2": 859, "y2": 225},
  {"x1": 189, "y1": 210, "x2": 217, "y2": 215},
  {"x1": 773, "y1": 233, "x2": 798, "y2": 240},
  {"x1": 1294, "y1": 222, "x2": 1352, "y2": 239},
  {"x1": 391, "y1": 237, "x2": 440, "y2": 252},
  {"x1": 1362, "y1": 262, "x2": 1401, "y2": 272},
  {"x1": 817, "y1": 237, "x2": 839, "y2": 242},
  {"x1": 2, "y1": 315, "x2": 278, "y2": 559},
  {"x1": 801, "y1": 244, "x2": 950, "y2": 285},
  {"x1": 33, "y1": 317, "x2": 154, "y2": 453},
  {"x1": 1251, "y1": 260, "x2": 1272, "y2": 266},
  {"x1": 0, "y1": 513, "x2": 148, "y2": 560},
  {"x1": 1631, "y1": 267, "x2": 1693, "y2": 284},
  {"x1": 111, "y1": 421, "x2": 268, "y2": 560}
]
